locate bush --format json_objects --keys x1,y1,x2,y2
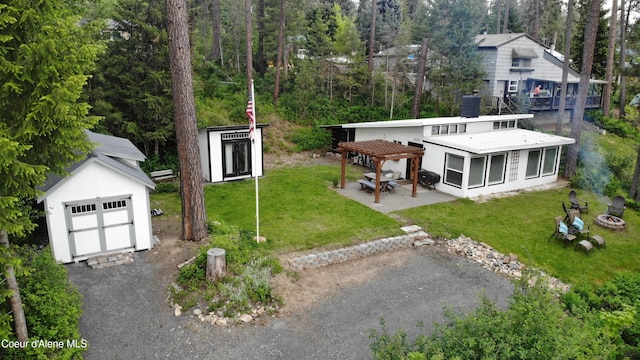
[
  {"x1": 153, "y1": 181, "x2": 180, "y2": 194},
  {"x1": 370, "y1": 276, "x2": 617, "y2": 359},
  {"x1": 288, "y1": 127, "x2": 331, "y2": 151},
  {"x1": 0, "y1": 247, "x2": 86, "y2": 359},
  {"x1": 172, "y1": 223, "x2": 282, "y2": 319}
]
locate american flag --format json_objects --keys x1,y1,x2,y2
[{"x1": 246, "y1": 95, "x2": 255, "y2": 141}]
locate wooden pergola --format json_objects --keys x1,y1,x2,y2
[{"x1": 337, "y1": 139, "x2": 425, "y2": 203}]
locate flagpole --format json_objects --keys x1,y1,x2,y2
[{"x1": 250, "y1": 79, "x2": 260, "y2": 243}]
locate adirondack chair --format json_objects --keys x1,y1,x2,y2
[
  {"x1": 548, "y1": 216, "x2": 576, "y2": 247},
  {"x1": 568, "y1": 190, "x2": 588, "y2": 214},
  {"x1": 568, "y1": 209, "x2": 590, "y2": 241},
  {"x1": 607, "y1": 196, "x2": 626, "y2": 218}
]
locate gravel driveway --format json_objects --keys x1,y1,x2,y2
[{"x1": 67, "y1": 246, "x2": 513, "y2": 359}]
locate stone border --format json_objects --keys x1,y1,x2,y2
[
  {"x1": 286, "y1": 230, "x2": 431, "y2": 271},
  {"x1": 87, "y1": 252, "x2": 134, "y2": 269},
  {"x1": 285, "y1": 230, "x2": 570, "y2": 293}
]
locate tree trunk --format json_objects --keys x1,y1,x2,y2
[
  {"x1": 245, "y1": 0, "x2": 253, "y2": 96},
  {"x1": 368, "y1": 0, "x2": 376, "y2": 77},
  {"x1": 496, "y1": 0, "x2": 501, "y2": 33},
  {"x1": 206, "y1": 248, "x2": 226, "y2": 282},
  {"x1": 166, "y1": 0, "x2": 208, "y2": 241},
  {"x1": 273, "y1": 0, "x2": 285, "y2": 106},
  {"x1": 255, "y1": 0, "x2": 266, "y2": 76},
  {"x1": 565, "y1": 0, "x2": 601, "y2": 178},
  {"x1": 619, "y1": 0, "x2": 627, "y2": 118},
  {"x1": 211, "y1": 0, "x2": 223, "y2": 65},
  {"x1": 502, "y1": 0, "x2": 510, "y2": 33},
  {"x1": 603, "y1": 0, "x2": 618, "y2": 117},
  {"x1": 532, "y1": 0, "x2": 540, "y2": 40},
  {"x1": 411, "y1": 38, "x2": 429, "y2": 119},
  {"x1": 556, "y1": 0, "x2": 574, "y2": 135},
  {"x1": 0, "y1": 230, "x2": 28, "y2": 342},
  {"x1": 630, "y1": 146, "x2": 640, "y2": 201}
]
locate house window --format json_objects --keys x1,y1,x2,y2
[
  {"x1": 444, "y1": 153, "x2": 464, "y2": 187},
  {"x1": 103, "y1": 200, "x2": 127, "y2": 211},
  {"x1": 70, "y1": 204, "x2": 96, "y2": 214},
  {"x1": 468, "y1": 156, "x2": 486, "y2": 188},
  {"x1": 526, "y1": 149, "x2": 542, "y2": 178},
  {"x1": 493, "y1": 121, "x2": 516, "y2": 130},
  {"x1": 488, "y1": 153, "x2": 507, "y2": 184},
  {"x1": 509, "y1": 151, "x2": 519, "y2": 181},
  {"x1": 431, "y1": 126, "x2": 439, "y2": 135},
  {"x1": 542, "y1": 147, "x2": 558, "y2": 175},
  {"x1": 508, "y1": 80, "x2": 518, "y2": 93},
  {"x1": 511, "y1": 58, "x2": 531, "y2": 68}
]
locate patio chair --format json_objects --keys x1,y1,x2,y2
[
  {"x1": 562, "y1": 202, "x2": 571, "y2": 224},
  {"x1": 568, "y1": 190, "x2": 588, "y2": 214},
  {"x1": 607, "y1": 195, "x2": 626, "y2": 218},
  {"x1": 548, "y1": 216, "x2": 576, "y2": 246},
  {"x1": 568, "y1": 209, "x2": 590, "y2": 241}
]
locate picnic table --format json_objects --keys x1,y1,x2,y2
[{"x1": 359, "y1": 172, "x2": 398, "y2": 193}]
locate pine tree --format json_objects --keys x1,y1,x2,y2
[{"x1": 0, "y1": 0, "x2": 103, "y2": 340}]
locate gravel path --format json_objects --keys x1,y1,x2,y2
[{"x1": 67, "y1": 246, "x2": 513, "y2": 359}]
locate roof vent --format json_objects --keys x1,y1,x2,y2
[{"x1": 461, "y1": 93, "x2": 481, "y2": 118}]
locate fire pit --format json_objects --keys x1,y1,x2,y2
[{"x1": 595, "y1": 214, "x2": 626, "y2": 231}]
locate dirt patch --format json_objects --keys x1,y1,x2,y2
[{"x1": 271, "y1": 247, "x2": 415, "y2": 315}]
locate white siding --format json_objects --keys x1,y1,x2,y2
[
  {"x1": 44, "y1": 161, "x2": 152, "y2": 263},
  {"x1": 204, "y1": 127, "x2": 265, "y2": 183}
]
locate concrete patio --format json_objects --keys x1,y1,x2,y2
[{"x1": 335, "y1": 180, "x2": 457, "y2": 213}]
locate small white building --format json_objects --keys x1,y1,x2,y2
[
  {"x1": 37, "y1": 130, "x2": 155, "y2": 263},
  {"x1": 326, "y1": 99, "x2": 575, "y2": 198},
  {"x1": 198, "y1": 124, "x2": 268, "y2": 183}
]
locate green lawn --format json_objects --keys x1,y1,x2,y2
[
  {"x1": 151, "y1": 164, "x2": 640, "y2": 287},
  {"x1": 152, "y1": 164, "x2": 403, "y2": 253},
  {"x1": 396, "y1": 188, "x2": 640, "y2": 287}
]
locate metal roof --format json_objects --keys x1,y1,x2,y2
[
  {"x1": 37, "y1": 131, "x2": 154, "y2": 202},
  {"x1": 424, "y1": 129, "x2": 575, "y2": 154}
]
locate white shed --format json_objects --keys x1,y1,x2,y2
[
  {"x1": 37, "y1": 130, "x2": 155, "y2": 263},
  {"x1": 198, "y1": 124, "x2": 268, "y2": 183}
]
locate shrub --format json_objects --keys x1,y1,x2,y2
[
  {"x1": 152, "y1": 181, "x2": 180, "y2": 194},
  {"x1": 370, "y1": 276, "x2": 617, "y2": 359},
  {"x1": 0, "y1": 247, "x2": 86, "y2": 359},
  {"x1": 172, "y1": 223, "x2": 282, "y2": 319},
  {"x1": 288, "y1": 127, "x2": 331, "y2": 151}
]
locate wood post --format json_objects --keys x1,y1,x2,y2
[{"x1": 206, "y1": 248, "x2": 226, "y2": 282}]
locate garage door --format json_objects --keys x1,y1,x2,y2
[{"x1": 65, "y1": 196, "x2": 135, "y2": 259}]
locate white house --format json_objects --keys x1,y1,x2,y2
[
  {"x1": 198, "y1": 124, "x2": 268, "y2": 183},
  {"x1": 37, "y1": 130, "x2": 155, "y2": 263},
  {"x1": 326, "y1": 97, "x2": 575, "y2": 198}
]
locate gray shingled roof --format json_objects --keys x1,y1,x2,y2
[{"x1": 37, "y1": 130, "x2": 154, "y2": 202}]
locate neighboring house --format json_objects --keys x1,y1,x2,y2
[
  {"x1": 325, "y1": 97, "x2": 575, "y2": 198},
  {"x1": 475, "y1": 33, "x2": 605, "y2": 112},
  {"x1": 198, "y1": 124, "x2": 268, "y2": 183},
  {"x1": 372, "y1": 33, "x2": 605, "y2": 113},
  {"x1": 37, "y1": 130, "x2": 155, "y2": 264}
]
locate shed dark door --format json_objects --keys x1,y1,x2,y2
[
  {"x1": 223, "y1": 139, "x2": 252, "y2": 178},
  {"x1": 406, "y1": 142, "x2": 424, "y2": 179}
]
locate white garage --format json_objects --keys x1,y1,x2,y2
[{"x1": 37, "y1": 130, "x2": 156, "y2": 263}]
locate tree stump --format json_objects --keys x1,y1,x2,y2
[{"x1": 206, "y1": 248, "x2": 226, "y2": 282}]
